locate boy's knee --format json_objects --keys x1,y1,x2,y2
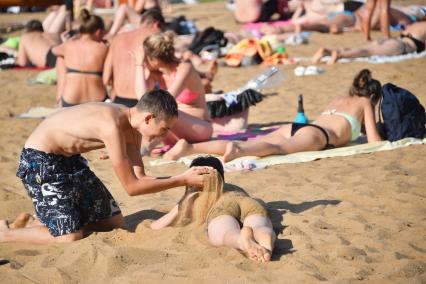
[{"x1": 54, "y1": 231, "x2": 83, "y2": 243}]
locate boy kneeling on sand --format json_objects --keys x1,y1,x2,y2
[{"x1": 0, "y1": 89, "x2": 210, "y2": 244}]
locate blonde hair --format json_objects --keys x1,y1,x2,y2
[
  {"x1": 172, "y1": 169, "x2": 224, "y2": 227},
  {"x1": 143, "y1": 31, "x2": 179, "y2": 64}
]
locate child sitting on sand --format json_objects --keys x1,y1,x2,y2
[{"x1": 151, "y1": 156, "x2": 276, "y2": 262}]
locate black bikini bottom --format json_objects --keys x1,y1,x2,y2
[
  {"x1": 45, "y1": 48, "x2": 57, "y2": 68},
  {"x1": 61, "y1": 94, "x2": 109, "y2": 108},
  {"x1": 291, "y1": 123, "x2": 334, "y2": 149}
]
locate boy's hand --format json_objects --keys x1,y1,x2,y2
[{"x1": 180, "y1": 166, "x2": 212, "y2": 189}]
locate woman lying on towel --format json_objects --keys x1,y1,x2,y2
[
  {"x1": 151, "y1": 156, "x2": 276, "y2": 262},
  {"x1": 132, "y1": 31, "x2": 213, "y2": 143},
  {"x1": 312, "y1": 21, "x2": 426, "y2": 65},
  {"x1": 164, "y1": 68, "x2": 383, "y2": 162},
  {"x1": 53, "y1": 9, "x2": 109, "y2": 107}
]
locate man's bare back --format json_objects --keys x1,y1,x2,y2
[
  {"x1": 104, "y1": 27, "x2": 159, "y2": 101},
  {"x1": 17, "y1": 31, "x2": 59, "y2": 67}
]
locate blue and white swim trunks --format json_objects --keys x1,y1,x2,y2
[{"x1": 16, "y1": 148, "x2": 121, "y2": 237}]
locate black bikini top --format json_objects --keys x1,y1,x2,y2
[
  {"x1": 66, "y1": 67, "x2": 103, "y2": 77},
  {"x1": 400, "y1": 33, "x2": 426, "y2": 53}
]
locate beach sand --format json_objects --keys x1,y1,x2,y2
[{"x1": 1, "y1": 1, "x2": 426, "y2": 283}]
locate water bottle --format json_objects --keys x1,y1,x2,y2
[
  {"x1": 245, "y1": 66, "x2": 285, "y2": 91},
  {"x1": 294, "y1": 94, "x2": 308, "y2": 124}
]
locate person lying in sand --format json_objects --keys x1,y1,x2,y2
[
  {"x1": 132, "y1": 31, "x2": 213, "y2": 143},
  {"x1": 103, "y1": 9, "x2": 164, "y2": 108},
  {"x1": 312, "y1": 21, "x2": 426, "y2": 64},
  {"x1": 53, "y1": 9, "x2": 109, "y2": 107},
  {"x1": 0, "y1": 89, "x2": 210, "y2": 245},
  {"x1": 151, "y1": 156, "x2": 276, "y2": 262},
  {"x1": 261, "y1": 1, "x2": 422, "y2": 35},
  {"x1": 15, "y1": 6, "x2": 67, "y2": 68},
  {"x1": 233, "y1": 0, "x2": 289, "y2": 24},
  {"x1": 164, "y1": 68, "x2": 383, "y2": 162}
]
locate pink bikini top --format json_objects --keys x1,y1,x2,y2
[
  {"x1": 170, "y1": 69, "x2": 201, "y2": 105},
  {"x1": 176, "y1": 88, "x2": 201, "y2": 104}
]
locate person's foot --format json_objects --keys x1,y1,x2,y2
[
  {"x1": 327, "y1": 50, "x2": 339, "y2": 65},
  {"x1": 311, "y1": 47, "x2": 330, "y2": 64},
  {"x1": 163, "y1": 139, "x2": 191, "y2": 161},
  {"x1": 238, "y1": 226, "x2": 270, "y2": 262},
  {"x1": 9, "y1": 213, "x2": 34, "y2": 229},
  {"x1": 222, "y1": 141, "x2": 241, "y2": 163}
]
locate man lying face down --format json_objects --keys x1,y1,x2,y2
[{"x1": 0, "y1": 89, "x2": 211, "y2": 244}]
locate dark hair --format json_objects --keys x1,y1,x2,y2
[
  {"x1": 26, "y1": 19, "x2": 43, "y2": 32},
  {"x1": 349, "y1": 69, "x2": 382, "y2": 105},
  {"x1": 189, "y1": 156, "x2": 225, "y2": 182},
  {"x1": 135, "y1": 89, "x2": 178, "y2": 121},
  {"x1": 140, "y1": 8, "x2": 165, "y2": 30},
  {"x1": 79, "y1": 9, "x2": 105, "y2": 34}
]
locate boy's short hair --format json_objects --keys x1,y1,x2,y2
[
  {"x1": 135, "y1": 89, "x2": 178, "y2": 121},
  {"x1": 26, "y1": 20, "x2": 44, "y2": 32},
  {"x1": 140, "y1": 8, "x2": 165, "y2": 30}
]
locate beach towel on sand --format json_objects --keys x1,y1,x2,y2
[
  {"x1": 18, "y1": 106, "x2": 58, "y2": 118},
  {"x1": 150, "y1": 138, "x2": 426, "y2": 172}
]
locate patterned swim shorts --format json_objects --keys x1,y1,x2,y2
[{"x1": 16, "y1": 148, "x2": 121, "y2": 237}]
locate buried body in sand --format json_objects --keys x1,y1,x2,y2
[{"x1": 150, "y1": 156, "x2": 276, "y2": 262}]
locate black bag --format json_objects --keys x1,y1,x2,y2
[
  {"x1": 377, "y1": 83, "x2": 425, "y2": 141},
  {"x1": 188, "y1": 27, "x2": 228, "y2": 55}
]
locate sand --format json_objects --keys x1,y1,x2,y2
[{"x1": 1, "y1": 1, "x2": 426, "y2": 283}]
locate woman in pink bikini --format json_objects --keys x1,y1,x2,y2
[{"x1": 132, "y1": 31, "x2": 213, "y2": 143}]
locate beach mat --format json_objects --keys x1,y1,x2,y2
[
  {"x1": 18, "y1": 106, "x2": 58, "y2": 118},
  {"x1": 299, "y1": 50, "x2": 426, "y2": 64},
  {"x1": 150, "y1": 138, "x2": 426, "y2": 172}
]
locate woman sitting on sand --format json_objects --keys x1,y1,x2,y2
[
  {"x1": 312, "y1": 21, "x2": 426, "y2": 65},
  {"x1": 53, "y1": 9, "x2": 109, "y2": 107},
  {"x1": 151, "y1": 156, "x2": 276, "y2": 262},
  {"x1": 164, "y1": 68, "x2": 383, "y2": 162},
  {"x1": 132, "y1": 31, "x2": 213, "y2": 143}
]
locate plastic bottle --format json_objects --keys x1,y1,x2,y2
[
  {"x1": 294, "y1": 94, "x2": 309, "y2": 124},
  {"x1": 245, "y1": 66, "x2": 285, "y2": 90}
]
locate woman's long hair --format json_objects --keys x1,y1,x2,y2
[{"x1": 172, "y1": 169, "x2": 224, "y2": 227}]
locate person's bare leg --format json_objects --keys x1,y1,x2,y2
[
  {"x1": 379, "y1": 0, "x2": 391, "y2": 38},
  {"x1": 328, "y1": 14, "x2": 355, "y2": 34},
  {"x1": 223, "y1": 125, "x2": 327, "y2": 162},
  {"x1": 46, "y1": 5, "x2": 67, "y2": 35},
  {"x1": 0, "y1": 220, "x2": 83, "y2": 244},
  {"x1": 43, "y1": 9, "x2": 58, "y2": 32},
  {"x1": 8, "y1": 213, "x2": 35, "y2": 229},
  {"x1": 234, "y1": 0, "x2": 262, "y2": 24},
  {"x1": 163, "y1": 138, "x2": 229, "y2": 160},
  {"x1": 243, "y1": 214, "x2": 276, "y2": 262},
  {"x1": 207, "y1": 215, "x2": 267, "y2": 262},
  {"x1": 108, "y1": 4, "x2": 140, "y2": 37},
  {"x1": 364, "y1": 0, "x2": 377, "y2": 41},
  {"x1": 312, "y1": 47, "x2": 332, "y2": 64}
]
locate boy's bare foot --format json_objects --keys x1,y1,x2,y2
[
  {"x1": 311, "y1": 47, "x2": 331, "y2": 64},
  {"x1": 238, "y1": 226, "x2": 269, "y2": 262},
  {"x1": 9, "y1": 213, "x2": 34, "y2": 229},
  {"x1": 222, "y1": 141, "x2": 241, "y2": 163},
  {"x1": 163, "y1": 139, "x2": 191, "y2": 161},
  {"x1": 327, "y1": 50, "x2": 339, "y2": 65}
]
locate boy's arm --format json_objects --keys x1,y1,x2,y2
[
  {"x1": 51, "y1": 43, "x2": 66, "y2": 58},
  {"x1": 16, "y1": 37, "x2": 29, "y2": 66},
  {"x1": 103, "y1": 46, "x2": 113, "y2": 87},
  {"x1": 103, "y1": 125, "x2": 207, "y2": 196}
]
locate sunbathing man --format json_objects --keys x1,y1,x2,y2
[
  {"x1": 0, "y1": 89, "x2": 210, "y2": 244},
  {"x1": 164, "y1": 69, "x2": 383, "y2": 162},
  {"x1": 312, "y1": 21, "x2": 426, "y2": 64},
  {"x1": 103, "y1": 9, "x2": 165, "y2": 108},
  {"x1": 16, "y1": 6, "x2": 67, "y2": 68}
]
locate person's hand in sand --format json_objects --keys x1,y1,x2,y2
[{"x1": 150, "y1": 156, "x2": 276, "y2": 262}]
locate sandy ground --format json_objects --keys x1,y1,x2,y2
[{"x1": 1, "y1": 1, "x2": 426, "y2": 283}]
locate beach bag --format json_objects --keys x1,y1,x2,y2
[
  {"x1": 189, "y1": 27, "x2": 228, "y2": 55},
  {"x1": 377, "y1": 83, "x2": 425, "y2": 141}
]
